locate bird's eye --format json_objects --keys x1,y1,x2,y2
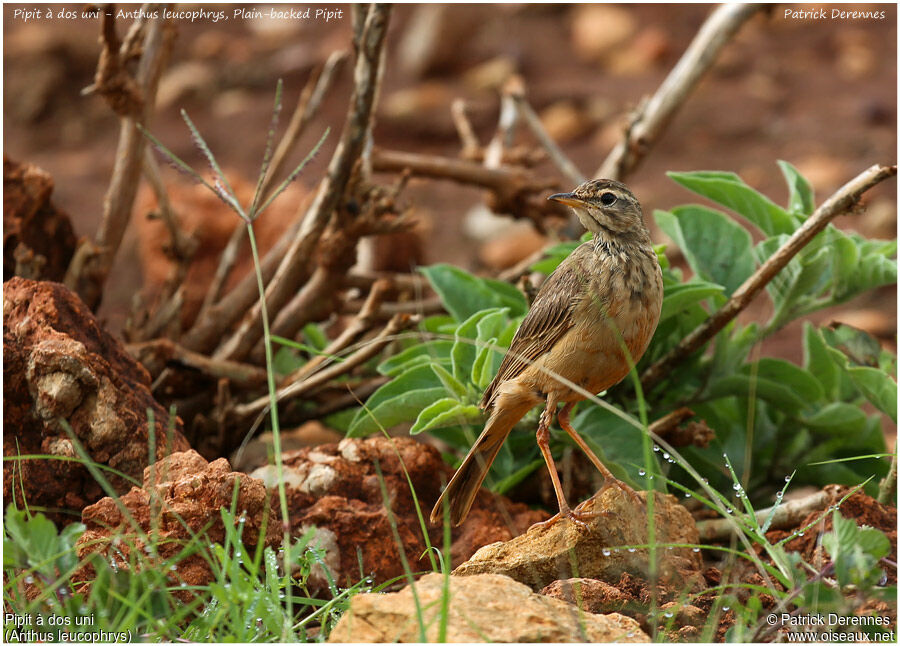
[{"x1": 599, "y1": 192, "x2": 617, "y2": 206}]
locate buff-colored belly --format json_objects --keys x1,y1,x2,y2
[{"x1": 519, "y1": 297, "x2": 659, "y2": 403}]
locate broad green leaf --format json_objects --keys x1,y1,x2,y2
[
  {"x1": 654, "y1": 205, "x2": 755, "y2": 296},
  {"x1": 420, "y1": 264, "x2": 526, "y2": 322},
  {"x1": 659, "y1": 280, "x2": 724, "y2": 322},
  {"x1": 348, "y1": 364, "x2": 444, "y2": 436},
  {"x1": 846, "y1": 366, "x2": 897, "y2": 422},
  {"x1": 302, "y1": 322, "x2": 328, "y2": 351},
  {"x1": 411, "y1": 398, "x2": 483, "y2": 434},
  {"x1": 706, "y1": 359, "x2": 823, "y2": 413},
  {"x1": 451, "y1": 308, "x2": 507, "y2": 381},
  {"x1": 668, "y1": 170, "x2": 797, "y2": 236},
  {"x1": 472, "y1": 337, "x2": 499, "y2": 390},
  {"x1": 431, "y1": 363, "x2": 468, "y2": 400},
  {"x1": 777, "y1": 160, "x2": 815, "y2": 216},
  {"x1": 377, "y1": 340, "x2": 453, "y2": 376},
  {"x1": 574, "y1": 404, "x2": 658, "y2": 487},
  {"x1": 802, "y1": 403, "x2": 867, "y2": 435},
  {"x1": 803, "y1": 323, "x2": 842, "y2": 398}
]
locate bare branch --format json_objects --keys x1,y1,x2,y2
[
  {"x1": 128, "y1": 338, "x2": 268, "y2": 387},
  {"x1": 216, "y1": 4, "x2": 393, "y2": 362},
  {"x1": 513, "y1": 94, "x2": 586, "y2": 187},
  {"x1": 451, "y1": 99, "x2": 480, "y2": 159},
  {"x1": 233, "y1": 313, "x2": 417, "y2": 421},
  {"x1": 596, "y1": 3, "x2": 764, "y2": 180},
  {"x1": 640, "y1": 163, "x2": 897, "y2": 391},
  {"x1": 65, "y1": 7, "x2": 174, "y2": 309},
  {"x1": 282, "y1": 278, "x2": 390, "y2": 386}
]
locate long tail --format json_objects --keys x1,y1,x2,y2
[{"x1": 430, "y1": 396, "x2": 531, "y2": 526}]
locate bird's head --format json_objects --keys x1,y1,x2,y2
[{"x1": 548, "y1": 179, "x2": 644, "y2": 237}]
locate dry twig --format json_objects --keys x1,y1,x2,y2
[
  {"x1": 128, "y1": 338, "x2": 268, "y2": 387},
  {"x1": 216, "y1": 3, "x2": 392, "y2": 362},
  {"x1": 233, "y1": 313, "x2": 417, "y2": 421},
  {"x1": 65, "y1": 6, "x2": 174, "y2": 309},
  {"x1": 596, "y1": 3, "x2": 765, "y2": 180},
  {"x1": 513, "y1": 94, "x2": 585, "y2": 187},
  {"x1": 640, "y1": 163, "x2": 897, "y2": 391}
]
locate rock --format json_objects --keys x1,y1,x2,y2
[
  {"x1": 75, "y1": 450, "x2": 280, "y2": 596},
  {"x1": 249, "y1": 437, "x2": 546, "y2": 591},
  {"x1": 3, "y1": 156, "x2": 77, "y2": 282},
  {"x1": 453, "y1": 488, "x2": 705, "y2": 591},
  {"x1": 541, "y1": 577, "x2": 633, "y2": 615},
  {"x1": 570, "y1": 5, "x2": 636, "y2": 63},
  {"x1": 327, "y1": 572, "x2": 649, "y2": 642},
  {"x1": 3, "y1": 278, "x2": 190, "y2": 523},
  {"x1": 230, "y1": 421, "x2": 344, "y2": 472}
]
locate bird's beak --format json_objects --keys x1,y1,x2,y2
[{"x1": 547, "y1": 192, "x2": 587, "y2": 208}]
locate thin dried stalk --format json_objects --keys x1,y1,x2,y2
[
  {"x1": 216, "y1": 4, "x2": 392, "y2": 362},
  {"x1": 640, "y1": 163, "x2": 897, "y2": 391},
  {"x1": 128, "y1": 338, "x2": 268, "y2": 387},
  {"x1": 513, "y1": 94, "x2": 585, "y2": 187}
]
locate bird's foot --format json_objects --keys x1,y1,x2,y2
[{"x1": 529, "y1": 506, "x2": 601, "y2": 532}]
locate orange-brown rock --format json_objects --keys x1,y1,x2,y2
[
  {"x1": 76, "y1": 450, "x2": 280, "y2": 598},
  {"x1": 3, "y1": 156, "x2": 76, "y2": 282},
  {"x1": 3, "y1": 277, "x2": 190, "y2": 523},
  {"x1": 249, "y1": 436, "x2": 547, "y2": 590},
  {"x1": 453, "y1": 489, "x2": 705, "y2": 592}
]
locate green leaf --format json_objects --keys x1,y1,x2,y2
[
  {"x1": 451, "y1": 308, "x2": 508, "y2": 381},
  {"x1": 573, "y1": 404, "x2": 657, "y2": 487},
  {"x1": 824, "y1": 511, "x2": 891, "y2": 588},
  {"x1": 348, "y1": 365, "x2": 444, "y2": 436},
  {"x1": 659, "y1": 280, "x2": 724, "y2": 322},
  {"x1": 377, "y1": 341, "x2": 453, "y2": 376},
  {"x1": 655, "y1": 206, "x2": 755, "y2": 296},
  {"x1": 472, "y1": 337, "x2": 499, "y2": 390},
  {"x1": 802, "y1": 403, "x2": 867, "y2": 435},
  {"x1": 431, "y1": 363, "x2": 468, "y2": 400},
  {"x1": 302, "y1": 323, "x2": 329, "y2": 351},
  {"x1": 777, "y1": 160, "x2": 815, "y2": 216},
  {"x1": 410, "y1": 398, "x2": 483, "y2": 434},
  {"x1": 668, "y1": 170, "x2": 797, "y2": 236},
  {"x1": 823, "y1": 334, "x2": 898, "y2": 422},
  {"x1": 420, "y1": 264, "x2": 526, "y2": 322},
  {"x1": 803, "y1": 324, "x2": 844, "y2": 399},
  {"x1": 706, "y1": 359, "x2": 823, "y2": 413}
]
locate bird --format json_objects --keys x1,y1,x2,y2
[{"x1": 430, "y1": 179, "x2": 663, "y2": 528}]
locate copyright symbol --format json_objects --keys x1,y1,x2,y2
[{"x1": 766, "y1": 614, "x2": 778, "y2": 626}]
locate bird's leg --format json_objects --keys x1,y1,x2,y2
[
  {"x1": 531, "y1": 398, "x2": 591, "y2": 530},
  {"x1": 557, "y1": 402, "x2": 643, "y2": 510}
]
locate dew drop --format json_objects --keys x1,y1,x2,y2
[
  {"x1": 24, "y1": 575, "x2": 34, "y2": 585},
  {"x1": 684, "y1": 492, "x2": 692, "y2": 498},
  {"x1": 692, "y1": 547, "x2": 701, "y2": 553},
  {"x1": 722, "y1": 453, "x2": 728, "y2": 458},
  {"x1": 775, "y1": 492, "x2": 783, "y2": 499},
  {"x1": 180, "y1": 582, "x2": 187, "y2": 588},
  {"x1": 723, "y1": 606, "x2": 730, "y2": 611},
  {"x1": 638, "y1": 469, "x2": 646, "y2": 476},
  {"x1": 653, "y1": 446, "x2": 660, "y2": 452},
  {"x1": 785, "y1": 475, "x2": 791, "y2": 482},
  {"x1": 798, "y1": 531, "x2": 805, "y2": 537},
  {"x1": 602, "y1": 548, "x2": 611, "y2": 556},
  {"x1": 628, "y1": 548, "x2": 636, "y2": 553},
  {"x1": 662, "y1": 452, "x2": 670, "y2": 460},
  {"x1": 732, "y1": 483, "x2": 742, "y2": 491},
  {"x1": 664, "y1": 611, "x2": 674, "y2": 618}
]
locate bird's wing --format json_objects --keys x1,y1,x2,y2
[{"x1": 481, "y1": 243, "x2": 596, "y2": 409}]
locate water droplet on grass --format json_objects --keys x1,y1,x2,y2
[
  {"x1": 692, "y1": 547, "x2": 701, "y2": 553},
  {"x1": 638, "y1": 469, "x2": 646, "y2": 476},
  {"x1": 602, "y1": 548, "x2": 611, "y2": 556}
]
